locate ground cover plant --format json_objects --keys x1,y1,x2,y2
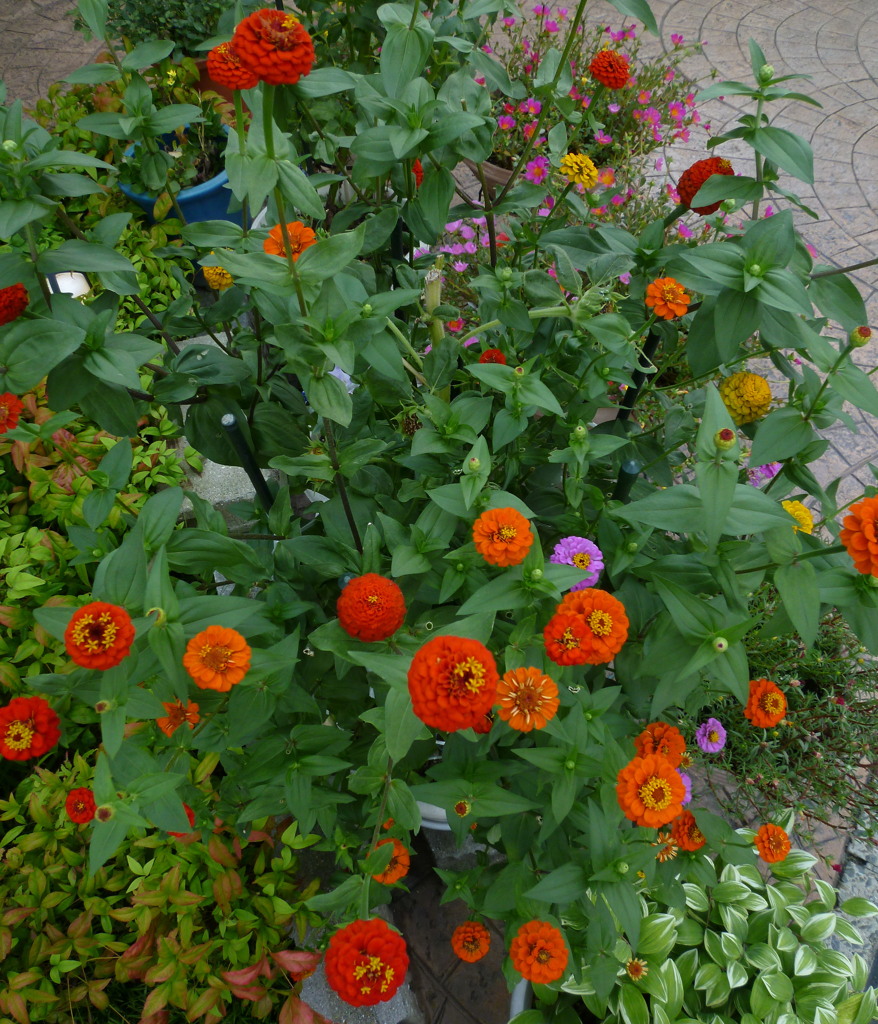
[{"x1": 1, "y1": 0, "x2": 878, "y2": 1021}]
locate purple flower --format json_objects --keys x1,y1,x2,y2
[
  {"x1": 452, "y1": 261, "x2": 469, "y2": 273},
  {"x1": 678, "y1": 771, "x2": 692, "y2": 805},
  {"x1": 747, "y1": 462, "x2": 782, "y2": 487},
  {"x1": 524, "y1": 155, "x2": 550, "y2": 185},
  {"x1": 696, "y1": 717, "x2": 727, "y2": 753},
  {"x1": 550, "y1": 536, "x2": 604, "y2": 590},
  {"x1": 497, "y1": 115, "x2": 516, "y2": 130},
  {"x1": 459, "y1": 224, "x2": 475, "y2": 240},
  {"x1": 618, "y1": 271, "x2": 631, "y2": 285},
  {"x1": 502, "y1": 16, "x2": 516, "y2": 26},
  {"x1": 608, "y1": 102, "x2": 621, "y2": 113}
]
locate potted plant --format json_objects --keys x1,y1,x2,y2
[{"x1": 1, "y1": 0, "x2": 878, "y2": 1017}]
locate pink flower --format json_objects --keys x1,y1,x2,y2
[
  {"x1": 763, "y1": 205, "x2": 775, "y2": 217},
  {"x1": 668, "y1": 101, "x2": 685, "y2": 121},
  {"x1": 611, "y1": 194, "x2": 626, "y2": 206},
  {"x1": 475, "y1": 76, "x2": 486, "y2": 85},
  {"x1": 481, "y1": 43, "x2": 492, "y2": 53},
  {"x1": 546, "y1": 20, "x2": 559, "y2": 32},
  {"x1": 464, "y1": 241, "x2": 477, "y2": 255},
  {"x1": 608, "y1": 102, "x2": 621, "y2": 113},
  {"x1": 618, "y1": 271, "x2": 631, "y2": 285},
  {"x1": 520, "y1": 98, "x2": 542, "y2": 116},
  {"x1": 665, "y1": 69, "x2": 676, "y2": 81},
  {"x1": 533, "y1": 3, "x2": 549, "y2": 13},
  {"x1": 644, "y1": 106, "x2": 661, "y2": 125},
  {"x1": 805, "y1": 243, "x2": 818, "y2": 258},
  {"x1": 459, "y1": 224, "x2": 475, "y2": 240},
  {"x1": 520, "y1": 157, "x2": 549, "y2": 186},
  {"x1": 594, "y1": 130, "x2": 613, "y2": 144},
  {"x1": 447, "y1": 318, "x2": 465, "y2": 332},
  {"x1": 502, "y1": 16, "x2": 516, "y2": 26},
  {"x1": 497, "y1": 115, "x2": 516, "y2": 130},
  {"x1": 637, "y1": 89, "x2": 652, "y2": 103},
  {"x1": 654, "y1": 157, "x2": 663, "y2": 171},
  {"x1": 597, "y1": 167, "x2": 615, "y2": 185},
  {"x1": 452, "y1": 261, "x2": 469, "y2": 272},
  {"x1": 671, "y1": 33, "x2": 684, "y2": 45},
  {"x1": 677, "y1": 223, "x2": 694, "y2": 239}
]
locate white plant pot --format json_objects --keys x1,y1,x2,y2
[
  {"x1": 508, "y1": 978, "x2": 532, "y2": 1019},
  {"x1": 416, "y1": 800, "x2": 452, "y2": 832}
]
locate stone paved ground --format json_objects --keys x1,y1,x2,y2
[{"x1": 4, "y1": 1, "x2": 878, "y2": 1021}]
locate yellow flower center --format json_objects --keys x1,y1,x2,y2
[
  {"x1": 558, "y1": 627, "x2": 580, "y2": 650},
  {"x1": 587, "y1": 610, "x2": 613, "y2": 636},
  {"x1": 70, "y1": 611, "x2": 119, "y2": 653},
  {"x1": 690, "y1": 826, "x2": 705, "y2": 843},
  {"x1": 495, "y1": 525, "x2": 518, "y2": 542},
  {"x1": 511, "y1": 684, "x2": 540, "y2": 712},
  {"x1": 366, "y1": 594, "x2": 380, "y2": 605},
  {"x1": 463, "y1": 935, "x2": 481, "y2": 953},
  {"x1": 536, "y1": 948, "x2": 552, "y2": 964},
  {"x1": 639, "y1": 776, "x2": 672, "y2": 810},
  {"x1": 572, "y1": 552, "x2": 591, "y2": 569},
  {"x1": 450, "y1": 657, "x2": 486, "y2": 694},
  {"x1": 759, "y1": 693, "x2": 783, "y2": 715},
  {"x1": 708, "y1": 730, "x2": 719, "y2": 743},
  {"x1": 353, "y1": 956, "x2": 394, "y2": 995},
  {"x1": 662, "y1": 285, "x2": 682, "y2": 302},
  {"x1": 4, "y1": 720, "x2": 34, "y2": 751},
  {"x1": 200, "y1": 644, "x2": 233, "y2": 672}
]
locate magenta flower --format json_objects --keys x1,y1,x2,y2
[
  {"x1": 668, "y1": 101, "x2": 685, "y2": 121},
  {"x1": 502, "y1": 16, "x2": 516, "y2": 26},
  {"x1": 671, "y1": 33, "x2": 684, "y2": 45},
  {"x1": 677, "y1": 223, "x2": 694, "y2": 240},
  {"x1": 594, "y1": 130, "x2": 613, "y2": 144},
  {"x1": 608, "y1": 102, "x2": 621, "y2": 113},
  {"x1": 696, "y1": 718, "x2": 727, "y2": 753},
  {"x1": 747, "y1": 462, "x2": 782, "y2": 486},
  {"x1": 519, "y1": 98, "x2": 542, "y2": 116},
  {"x1": 550, "y1": 536, "x2": 604, "y2": 590},
  {"x1": 497, "y1": 115, "x2": 516, "y2": 130},
  {"x1": 637, "y1": 89, "x2": 652, "y2": 104},
  {"x1": 524, "y1": 156, "x2": 550, "y2": 185},
  {"x1": 545, "y1": 19, "x2": 559, "y2": 32}
]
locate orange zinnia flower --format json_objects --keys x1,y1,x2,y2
[
  {"x1": 0, "y1": 393, "x2": 24, "y2": 434},
  {"x1": 645, "y1": 277, "x2": 691, "y2": 319},
  {"x1": 0, "y1": 283, "x2": 28, "y2": 326},
  {"x1": 451, "y1": 921, "x2": 491, "y2": 963},
  {"x1": 496, "y1": 667, "x2": 559, "y2": 731},
  {"x1": 670, "y1": 810, "x2": 706, "y2": 851},
  {"x1": 372, "y1": 838, "x2": 410, "y2": 885},
  {"x1": 407, "y1": 635, "x2": 499, "y2": 731},
  {"x1": 472, "y1": 506, "x2": 534, "y2": 567},
  {"x1": 324, "y1": 919, "x2": 408, "y2": 1007},
  {"x1": 544, "y1": 588, "x2": 629, "y2": 666},
  {"x1": 616, "y1": 754, "x2": 686, "y2": 828},
  {"x1": 64, "y1": 601, "x2": 136, "y2": 670},
  {"x1": 206, "y1": 41, "x2": 260, "y2": 90},
  {"x1": 263, "y1": 221, "x2": 317, "y2": 260},
  {"x1": 634, "y1": 722, "x2": 687, "y2": 768},
  {"x1": 743, "y1": 678, "x2": 786, "y2": 728},
  {"x1": 156, "y1": 698, "x2": 200, "y2": 738},
  {"x1": 337, "y1": 574, "x2": 406, "y2": 642},
  {"x1": 183, "y1": 625, "x2": 251, "y2": 691},
  {"x1": 677, "y1": 156, "x2": 734, "y2": 214},
  {"x1": 840, "y1": 495, "x2": 878, "y2": 576},
  {"x1": 626, "y1": 958, "x2": 648, "y2": 981},
  {"x1": 754, "y1": 823, "x2": 791, "y2": 863},
  {"x1": 0, "y1": 696, "x2": 60, "y2": 761},
  {"x1": 588, "y1": 49, "x2": 631, "y2": 89},
  {"x1": 509, "y1": 921, "x2": 568, "y2": 984},
  {"x1": 232, "y1": 8, "x2": 316, "y2": 86}
]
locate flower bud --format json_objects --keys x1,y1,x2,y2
[
  {"x1": 95, "y1": 805, "x2": 115, "y2": 822},
  {"x1": 572, "y1": 424, "x2": 588, "y2": 440},
  {"x1": 849, "y1": 325, "x2": 872, "y2": 347},
  {"x1": 626, "y1": 541, "x2": 639, "y2": 553},
  {"x1": 94, "y1": 700, "x2": 113, "y2": 714},
  {"x1": 720, "y1": 198, "x2": 736, "y2": 212},
  {"x1": 712, "y1": 637, "x2": 729, "y2": 653},
  {"x1": 147, "y1": 606, "x2": 167, "y2": 627},
  {"x1": 713, "y1": 428, "x2": 736, "y2": 450},
  {"x1": 614, "y1": 861, "x2": 629, "y2": 875},
  {"x1": 498, "y1": 267, "x2": 513, "y2": 283},
  {"x1": 758, "y1": 63, "x2": 775, "y2": 84},
  {"x1": 466, "y1": 457, "x2": 481, "y2": 473},
  {"x1": 361, "y1": 303, "x2": 373, "y2": 317},
  {"x1": 564, "y1": 759, "x2": 576, "y2": 771},
  {"x1": 529, "y1": 568, "x2": 543, "y2": 581},
  {"x1": 748, "y1": 263, "x2": 763, "y2": 277},
  {"x1": 513, "y1": 366, "x2": 525, "y2": 376}
]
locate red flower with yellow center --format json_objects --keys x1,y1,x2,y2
[
  {"x1": 677, "y1": 156, "x2": 735, "y2": 214},
  {"x1": 407, "y1": 635, "x2": 499, "y2": 731},
  {"x1": 754, "y1": 823, "x2": 791, "y2": 863},
  {"x1": 472, "y1": 506, "x2": 534, "y2": 567},
  {"x1": 451, "y1": 921, "x2": 491, "y2": 963},
  {"x1": 0, "y1": 696, "x2": 60, "y2": 761},
  {"x1": 0, "y1": 392, "x2": 23, "y2": 434},
  {"x1": 671, "y1": 810, "x2": 706, "y2": 851},
  {"x1": 337, "y1": 574, "x2": 406, "y2": 642},
  {"x1": 743, "y1": 678, "x2": 787, "y2": 728},
  {"x1": 616, "y1": 754, "x2": 686, "y2": 828},
  {"x1": 544, "y1": 588, "x2": 629, "y2": 666},
  {"x1": 371, "y1": 838, "x2": 410, "y2": 885},
  {"x1": 626, "y1": 958, "x2": 648, "y2": 981},
  {"x1": 66, "y1": 787, "x2": 96, "y2": 824},
  {"x1": 588, "y1": 49, "x2": 631, "y2": 89},
  {"x1": 156, "y1": 698, "x2": 200, "y2": 738},
  {"x1": 0, "y1": 283, "x2": 29, "y2": 326},
  {"x1": 263, "y1": 220, "x2": 317, "y2": 261},
  {"x1": 453, "y1": 799, "x2": 472, "y2": 817},
  {"x1": 645, "y1": 277, "x2": 691, "y2": 319},
  {"x1": 232, "y1": 8, "x2": 316, "y2": 86},
  {"x1": 183, "y1": 625, "x2": 251, "y2": 691},
  {"x1": 841, "y1": 495, "x2": 878, "y2": 576},
  {"x1": 634, "y1": 722, "x2": 687, "y2": 768},
  {"x1": 324, "y1": 919, "x2": 408, "y2": 1007},
  {"x1": 496, "y1": 667, "x2": 559, "y2": 732},
  {"x1": 509, "y1": 921, "x2": 568, "y2": 984},
  {"x1": 64, "y1": 601, "x2": 135, "y2": 670},
  {"x1": 206, "y1": 41, "x2": 260, "y2": 90}
]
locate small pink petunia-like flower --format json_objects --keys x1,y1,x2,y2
[
  {"x1": 550, "y1": 536, "x2": 604, "y2": 590},
  {"x1": 497, "y1": 115, "x2": 516, "y2": 130},
  {"x1": 520, "y1": 98, "x2": 542, "y2": 115},
  {"x1": 524, "y1": 156, "x2": 550, "y2": 185},
  {"x1": 594, "y1": 130, "x2": 613, "y2": 144},
  {"x1": 671, "y1": 33, "x2": 684, "y2": 45},
  {"x1": 696, "y1": 717, "x2": 727, "y2": 753}
]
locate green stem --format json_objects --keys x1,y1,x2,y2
[
  {"x1": 385, "y1": 317, "x2": 425, "y2": 370},
  {"x1": 232, "y1": 89, "x2": 249, "y2": 232},
  {"x1": 803, "y1": 345, "x2": 850, "y2": 423},
  {"x1": 24, "y1": 224, "x2": 54, "y2": 307},
  {"x1": 493, "y1": 0, "x2": 592, "y2": 207},
  {"x1": 457, "y1": 305, "x2": 570, "y2": 347},
  {"x1": 408, "y1": 0, "x2": 421, "y2": 30},
  {"x1": 750, "y1": 94, "x2": 766, "y2": 220},
  {"x1": 810, "y1": 256, "x2": 878, "y2": 280},
  {"x1": 535, "y1": 181, "x2": 574, "y2": 240},
  {"x1": 324, "y1": 419, "x2": 363, "y2": 553},
  {"x1": 736, "y1": 544, "x2": 847, "y2": 575}
]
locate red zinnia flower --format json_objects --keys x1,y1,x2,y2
[
  {"x1": 206, "y1": 41, "x2": 260, "y2": 91},
  {"x1": 676, "y1": 157, "x2": 734, "y2": 215},
  {"x1": 412, "y1": 158, "x2": 424, "y2": 188},
  {"x1": 64, "y1": 602, "x2": 135, "y2": 670},
  {"x1": 407, "y1": 635, "x2": 499, "y2": 732},
  {"x1": 0, "y1": 696, "x2": 61, "y2": 761},
  {"x1": 645, "y1": 277, "x2": 690, "y2": 319},
  {"x1": 588, "y1": 49, "x2": 631, "y2": 89},
  {"x1": 743, "y1": 678, "x2": 787, "y2": 728},
  {"x1": 337, "y1": 574, "x2": 406, "y2": 642},
  {"x1": 634, "y1": 722, "x2": 687, "y2": 768},
  {"x1": 156, "y1": 698, "x2": 200, "y2": 737},
  {"x1": 509, "y1": 921, "x2": 568, "y2": 983},
  {"x1": 324, "y1": 919, "x2": 408, "y2": 1006},
  {"x1": 66, "y1": 787, "x2": 96, "y2": 824},
  {"x1": 543, "y1": 588, "x2": 629, "y2": 666},
  {"x1": 616, "y1": 753, "x2": 686, "y2": 828},
  {"x1": 671, "y1": 809, "x2": 706, "y2": 851},
  {"x1": 0, "y1": 393, "x2": 24, "y2": 434},
  {"x1": 168, "y1": 803, "x2": 197, "y2": 838},
  {"x1": 451, "y1": 921, "x2": 491, "y2": 963},
  {"x1": 232, "y1": 9, "x2": 316, "y2": 86},
  {"x1": 478, "y1": 348, "x2": 506, "y2": 364},
  {"x1": 371, "y1": 838, "x2": 410, "y2": 885},
  {"x1": 0, "y1": 283, "x2": 28, "y2": 326}
]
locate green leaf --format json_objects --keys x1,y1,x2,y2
[
  {"x1": 774, "y1": 560, "x2": 819, "y2": 646},
  {"x1": 695, "y1": 460, "x2": 739, "y2": 549},
  {"x1": 98, "y1": 436, "x2": 134, "y2": 490},
  {"x1": 380, "y1": 21, "x2": 432, "y2": 96},
  {"x1": 276, "y1": 160, "x2": 326, "y2": 221},
  {"x1": 831, "y1": 362, "x2": 878, "y2": 418},
  {"x1": 604, "y1": 0, "x2": 658, "y2": 33},
  {"x1": 619, "y1": 983, "x2": 650, "y2": 1024},
  {"x1": 526, "y1": 863, "x2": 588, "y2": 903},
  {"x1": 0, "y1": 199, "x2": 52, "y2": 236},
  {"x1": 841, "y1": 897, "x2": 878, "y2": 917},
  {"x1": 690, "y1": 174, "x2": 763, "y2": 208},
  {"x1": 37, "y1": 240, "x2": 134, "y2": 274},
  {"x1": 458, "y1": 570, "x2": 528, "y2": 615},
  {"x1": 0, "y1": 320, "x2": 86, "y2": 392},
  {"x1": 652, "y1": 576, "x2": 717, "y2": 641},
  {"x1": 303, "y1": 371, "x2": 353, "y2": 427},
  {"x1": 384, "y1": 687, "x2": 430, "y2": 762},
  {"x1": 76, "y1": 0, "x2": 108, "y2": 40},
  {"x1": 751, "y1": 126, "x2": 814, "y2": 183},
  {"x1": 809, "y1": 270, "x2": 869, "y2": 330},
  {"x1": 611, "y1": 484, "x2": 704, "y2": 533},
  {"x1": 294, "y1": 224, "x2": 366, "y2": 284},
  {"x1": 748, "y1": 407, "x2": 816, "y2": 465},
  {"x1": 292, "y1": 67, "x2": 358, "y2": 98},
  {"x1": 139, "y1": 488, "x2": 184, "y2": 551},
  {"x1": 63, "y1": 63, "x2": 122, "y2": 85},
  {"x1": 89, "y1": 815, "x2": 127, "y2": 876},
  {"x1": 120, "y1": 39, "x2": 175, "y2": 68},
  {"x1": 724, "y1": 484, "x2": 800, "y2": 534}
]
